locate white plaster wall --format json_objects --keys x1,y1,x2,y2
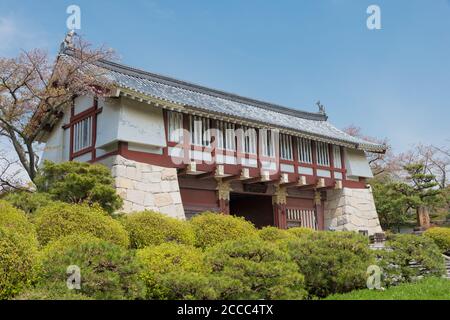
[
  {"x1": 41, "y1": 106, "x2": 71, "y2": 164},
  {"x1": 96, "y1": 97, "x2": 121, "y2": 148},
  {"x1": 344, "y1": 148, "x2": 373, "y2": 179},
  {"x1": 117, "y1": 98, "x2": 166, "y2": 148},
  {"x1": 74, "y1": 95, "x2": 94, "y2": 114},
  {"x1": 40, "y1": 119, "x2": 64, "y2": 163},
  {"x1": 324, "y1": 187, "x2": 382, "y2": 235}
]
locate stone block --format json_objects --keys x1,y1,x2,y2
[
  {"x1": 154, "y1": 193, "x2": 173, "y2": 207},
  {"x1": 170, "y1": 192, "x2": 182, "y2": 204},
  {"x1": 115, "y1": 177, "x2": 133, "y2": 189},
  {"x1": 127, "y1": 190, "x2": 146, "y2": 205},
  {"x1": 161, "y1": 168, "x2": 177, "y2": 181}
]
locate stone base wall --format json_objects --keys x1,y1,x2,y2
[
  {"x1": 324, "y1": 187, "x2": 382, "y2": 235},
  {"x1": 99, "y1": 155, "x2": 185, "y2": 219}
]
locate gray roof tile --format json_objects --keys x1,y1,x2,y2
[{"x1": 95, "y1": 59, "x2": 386, "y2": 153}]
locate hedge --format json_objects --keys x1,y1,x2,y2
[
  {"x1": 190, "y1": 212, "x2": 258, "y2": 248},
  {"x1": 33, "y1": 202, "x2": 129, "y2": 247},
  {"x1": 136, "y1": 243, "x2": 209, "y2": 298},
  {"x1": 205, "y1": 238, "x2": 307, "y2": 300},
  {"x1": 4, "y1": 192, "x2": 54, "y2": 215},
  {"x1": 287, "y1": 227, "x2": 315, "y2": 239},
  {"x1": 122, "y1": 211, "x2": 195, "y2": 248},
  {"x1": 258, "y1": 226, "x2": 294, "y2": 242},
  {"x1": 378, "y1": 234, "x2": 445, "y2": 286},
  {"x1": 153, "y1": 272, "x2": 243, "y2": 300},
  {"x1": 0, "y1": 227, "x2": 39, "y2": 299},
  {"x1": 0, "y1": 200, "x2": 38, "y2": 247},
  {"x1": 38, "y1": 234, "x2": 144, "y2": 300},
  {"x1": 423, "y1": 227, "x2": 450, "y2": 255},
  {"x1": 282, "y1": 231, "x2": 375, "y2": 298}
]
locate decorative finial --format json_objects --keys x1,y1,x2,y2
[
  {"x1": 60, "y1": 30, "x2": 77, "y2": 52},
  {"x1": 316, "y1": 100, "x2": 326, "y2": 115}
]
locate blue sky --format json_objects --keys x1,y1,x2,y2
[{"x1": 0, "y1": 0, "x2": 449, "y2": 152}]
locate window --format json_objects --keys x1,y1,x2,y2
[
  {"x1": 297, "y1": 138, "x2": 312, "y2": 164},
  {"x1": 167, "y1": 111, "x2": 183, "y2": 143},
  {"x1": 240, "y1": 126, "x2": 257, "y2": 154},
  {"x1": 190, "y1": 115, "x2": 211, "y2": 147},
  {"x1": 73, "y1": 116, "x2": 93, "y2": 152},
  {"x1": 216, "y1": 120, "x2": 236, "y2": 151},
  {"x1": 261, "y1": 129, "x2": 276, "y2": 158},
  {"x1": 333, "y1": 145, "x2": 342, "y2": 169},
  {"x1": 316, "y1": 141, "x2": 330, "y2": 167},
  {"x1": 280, "y1": 134, "x2": 293, "y2": 160},
  {"x1": 287, "y1": 208, "x2": 317, "y2": 230}
]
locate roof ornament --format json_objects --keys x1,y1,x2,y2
[
  {"x1": 60, "y1": 30, "x2": 77, "y2": 52},
  {"x1": 316, "y1": 100, "x2": 326, "y2": 115}
]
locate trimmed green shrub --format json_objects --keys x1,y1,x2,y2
[
  {"x1": 4, "y1": 192, "x2": 54, "y2": 215},
  {"x1": 0, "y1": 227, "x2": 39, "y2": 299},
  {"x1": 190, "y1": 212, "x2": 258, "y2": 248},
  {"x1": 14, "y1": 284, "x2": 93, "y2": 300},
  {"x1": 33, "y1": 202, "x2": 129, "y2": 247},
  {"x1": 287, "y1": 227, "x2": 315, "y2": 239},
  {"x1": 153, "y1": 272, "x2": 243, "y2": 300},
  {"x1": 205, "y1": 238, "x2": 307, "y2": 300},
  {"x1": 123, "y1": 211, "x2": 195, "y2": 248},
  {"x1": 34, "y1": 161, "x2": 123, "y2": 214},
  {"x1": 378, "y1": 234, "x2": 445, "y2": 286},
  {"x1": 38, "y1": 234, "x2": 144, "y2": 300},
  {"x1": 136, "y1": 243, "x2": 207, "y2": 298},
  {"x1": 258, "y1": 226, "x2": 294, "y2": 242},
  {"x1": 423, "y1": 227, "x2": 450, "y2": 255},
  {"x1": 0, "y1": 200, "x2": 38, "y2": 243},
  {"x1": 282, "y1": 231, "x2": 375, "y2": 298}
]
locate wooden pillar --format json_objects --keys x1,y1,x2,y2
[
  {"x1": 273, "y1": 184, "x2": 288, "y2": 229},
  {"x1": 314, "y1": 191, "x2": 325, "y2": 231},
  {"x1": 216, "y1": 179, "x2": 232, "y2": 215}
]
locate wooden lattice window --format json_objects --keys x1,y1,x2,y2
[{"x1": 297, "y1": 138, "x2": 312, "y2": 164}]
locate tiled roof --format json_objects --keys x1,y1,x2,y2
[{"x1": 94, "y1": 59, "x2": 386, "y2": 153}]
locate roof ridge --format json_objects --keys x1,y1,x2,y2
[{"x1": 94, "y1": 58, "x2": 328, "y2": 122}]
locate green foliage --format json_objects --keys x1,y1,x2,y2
[
  {"x1": 0, "y1": 227, "x2": 39, "y2": 299},
  {"x1": 424, "y1": 227, "x2": 450, "y2": 254},
  {"x1": 34, "y1": 161, "x2": 123, "y2": 214},
  {"x1": 38, "y1": 234, "x2": 144, "y2": 300},
  {"x1": 282, "y1": 231, "x2": 375, "y2": 298},
  {"x1": 378, "y1": 234, "x2": 445, "y2": 286},
  {"x1": 153, "y1": 272, "x2": 243, "y2": 300},
  {"x1": 205, "y1": 238, "x2": 307, "y2": 300},
  {"x1": 123, "y1": 211, "x2": 195, "y2": 248},
  {"x1": 258, "y1": 226, "x2": 294, "y2": 242},
  {"x1": 401, "y1": 163, "x2": 443, "y2": 210},
  {"x1": 286, "y1": 227, "x2": 316, "y2": 239},
  {"x1": 370, "y1": 178, "x2": 411, "y2": 231},
  {"x1": 136, "y1": 243, "x2": 209, "y2": 299},
  {"x1": 325, "y1": 277, "x2": 450, "y2": 300},
  {"x1": 190, "y1": 212, "x2": 258, "y2": 248},
  {"x1": 14, "y1": 284, "x2": 93, "y2": 300},
  {"x1": 0, "y1": 200, "x2": 38, "y2": 244},
  {"x1": 4, "y1": 192, "x2": 54, "y2": 215},
  {"x1": 33, "y1": 202, "x2": 129, "y2": 247}
]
